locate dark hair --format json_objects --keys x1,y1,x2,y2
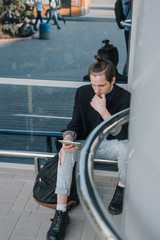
[
  {"x1": 88, "y1": 55, "x2": 115, "y2": 83},
  {"x1": 97, "y1": 40, "x2": 119, "y2": 67}
]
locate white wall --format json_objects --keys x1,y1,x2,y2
[{"x1": 123, "y1": 0, "x2": 160, "y2": 239}]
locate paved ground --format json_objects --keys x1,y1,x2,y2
[
  {"x1": 0, "y1": 20, "x2": 125, "y2": 82},
  {"x1": 0, "y1": 167, "x2": 120, "y2": 240}
]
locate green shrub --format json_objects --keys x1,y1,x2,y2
[{"x1": 0, "y1": 0, "x2": 34, "y2": 38}]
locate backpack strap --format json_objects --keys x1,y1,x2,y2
[{"x1": 125, "y1": 7, "x2": 130, "y2": 19}]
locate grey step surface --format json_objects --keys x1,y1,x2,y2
[{"x1": 0, "y1": 166, "x2": 120, "y2": 240}]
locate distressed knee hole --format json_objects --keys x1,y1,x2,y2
[{"x1": 60, "y1": 151, "x2": 65, "y2": 165}]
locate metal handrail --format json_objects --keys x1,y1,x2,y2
[
  {"x1": 0, "y1": 148, "x2": 117, "y2": 175},
  {"x1": 0, "y1": 129, "x2": 63, "y2": 137},
  {"x1": 0, "y1": 128, "x2": 118, "y2": 177},
  {"x1": 0, "y1": 150, "x2": 56, "y2": 175},
  {"x1": 76, "y1": 108, "x2": 130, "y2": 240},
  {"x1": 120, "y1": 19, "x2": 132, "y2": 28}
]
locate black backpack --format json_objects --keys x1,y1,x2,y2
[
  {"x1": 114, "y1": 0, "x2": 127, "y2": 29},
  {"x1": 33, "y1": 154, "x2": 79, "y2": 210}
]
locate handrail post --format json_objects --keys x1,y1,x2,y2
[
  {"x1": 46, "y1": 136, "x2": 52, "y2": 152},
  {"x1": 34, "y1": 157, "x2": 41, "y2": 175}
]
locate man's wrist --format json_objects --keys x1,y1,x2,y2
[
  {"x1": 63, "y1": 130, "x2": 77, "y2": 141},
  {"x1": 100, "y1": 109, "x2": 111, "y2": 120},
  {"x1": 64, "y1": 135, "x2": 73, "y2": 141}
]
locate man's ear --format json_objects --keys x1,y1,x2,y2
[{"x1": 111, "y1": 76, "x2": 116, "y2": 84}]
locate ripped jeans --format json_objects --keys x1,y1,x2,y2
[{"x1": 55, "y1": 139, "x2": 128, "y2": 196}]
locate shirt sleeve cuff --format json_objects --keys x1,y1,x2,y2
[{"x1": 110, "y1": 125, "x2": 122, "y2": 136}]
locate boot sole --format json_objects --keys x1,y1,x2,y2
[{"x1": 108, "y1": 207, "x2": 122, "y2": 215}]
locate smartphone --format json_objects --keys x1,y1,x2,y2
[{"x1": 58, "y1": 140, "x2": 82, "y2": 147}]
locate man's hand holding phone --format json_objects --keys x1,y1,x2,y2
[{"x1": 59, "y1": 135, "x2": 80, "y2": 153}]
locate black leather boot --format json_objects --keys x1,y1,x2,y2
[
  {"x1": 108, "y1": 185, "x2": 124, "y2": 215},
  {"x1": 46, "y1": 210, "x2": 70, "y2": 240}
]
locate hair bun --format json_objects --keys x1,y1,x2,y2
[
  {"x1": 94, "y1": 54, "x2": 109, "y2": 63},
  {"x1": 94, "y1": 55, "x2": 103, "y2": 62}
]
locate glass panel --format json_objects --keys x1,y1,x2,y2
[
  {"x1": 0, "y1": 0, "x2": 126, "y2": 163},
  {"x1": 0, "y1": 84, "x2": 76, "y2": 163}
]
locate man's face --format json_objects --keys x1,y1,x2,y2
[{"x1": 90, "y1": 73, "x2": 115, "y2": 96}]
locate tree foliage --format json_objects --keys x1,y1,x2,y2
[{"x1": 0, "y1": 0, "x2": 34, "y2": 38}]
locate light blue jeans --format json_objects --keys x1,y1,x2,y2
[{"x1": 55, "y1": 139, "x2": 128, "y2": 196}]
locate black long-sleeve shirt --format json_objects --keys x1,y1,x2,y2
[{"x1": 67, "y1": 84, "x2": 131, "y2": 140}]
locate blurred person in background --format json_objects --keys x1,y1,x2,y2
[
  {"x1": 122, "y1": 0, "x2": 132, "y2": 76},
  {"x1": 83, "y1": 39, "x2": 127, "y2": 83},
  {"x1": 47, "y1": 0, "x2": 65, "y2": 29},
  {"x1": 34, "y1": 0, "x2": 46, "y2": 31}
]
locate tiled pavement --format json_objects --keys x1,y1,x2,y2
[{"x1": 0, "y1": 166, "x2": 120, "y2": 240}]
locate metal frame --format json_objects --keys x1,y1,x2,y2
[
  {"x1": 0, "y1": 149, "x2": 117, "y2": 176},
  {"x1": 0, "y1": 124, "x2": 119, "y2": 176},
  {"x1": 0, "y1": 129, "x2": 63, "y2": 152},
  {"x1": 0, "y1": 150, "x2": 56, "y2": 175}
]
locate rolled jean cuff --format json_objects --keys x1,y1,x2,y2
[
  {"x1": 119, "y1": 164, "x2": 126, "y2": 180},
  {"x1": 55, "y1": 187, "x2": 69, "y2": 195}
]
